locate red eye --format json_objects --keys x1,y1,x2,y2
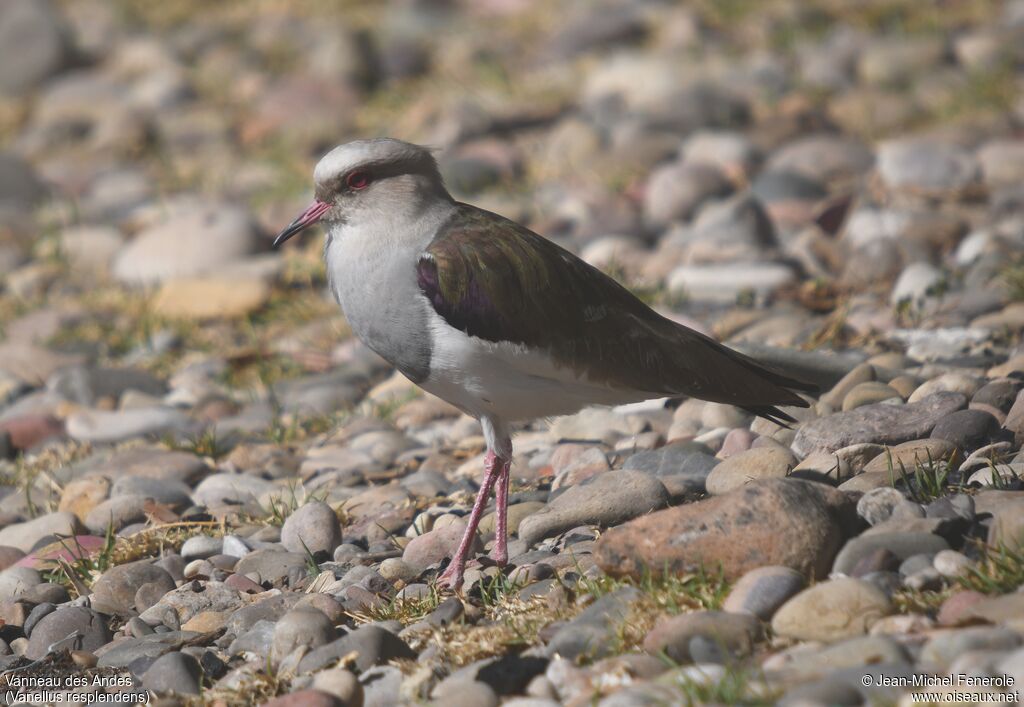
[{"x1": 346, "y1": 171, "x2": 370, "y2": 190}]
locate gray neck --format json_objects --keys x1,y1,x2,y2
[{"x1": 323, "y1": 197, "x2": 457, "y2": 383}]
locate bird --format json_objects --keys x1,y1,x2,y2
[{"x1": 274, "y1": 138, "x2": 816, "y2": 589}]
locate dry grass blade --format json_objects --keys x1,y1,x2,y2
[{"x1": 110, "y1": 521, "x2": 225, "y2": 565}]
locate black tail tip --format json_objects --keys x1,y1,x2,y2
[{"x1": 742, "y1": 405, "x2": 801, "y2": 428}]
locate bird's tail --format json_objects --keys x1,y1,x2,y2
[{"x1": 714, "y1": 344, "x2": 819, "y2": 427}]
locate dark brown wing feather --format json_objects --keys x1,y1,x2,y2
[{"x1": 417, "y1": 203, "x2": 816, "y2": 420}]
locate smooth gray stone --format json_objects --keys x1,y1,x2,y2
[{"x1": 96, "y1": 631, "x2": 202, "y2": 668}]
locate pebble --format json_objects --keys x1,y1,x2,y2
[
  {"x1": 833, "y1": 532, "x2": 950, "y2": 575},
  {"x1": 191, "y1": 473, "x2": 278, "y2": 509},
  {"x1": 857, "y1": 488, "x2": 911, "y2": 525},
  {"x1": 91, "y1": 560, "x2": 177, "y2": 616},
  {"x1": 667, "y1": 262, "x2": 796, "y2": 305},
  {"x1": 113, "y1": 200, "x2": 258, "y2": 285},
  {"x1": 103, "y1": 448, "x2": 209, "y2": 484},
  {"x1": 0, "y1": 0, "x2": 72, "y2": 95},
  {"x1": 793, "y1": 635, "x2": 911, "y2": 675},
  {"x1": 298, "y1": 624, "x2": 416, "y2": 674},
  {"x1": 25, "y1": 607, "x2": 111, "y2": 660},
  {"x1": 84, "y1": 494, "x2": 149, "y2": 533},
  {"x1": 779, "y1": 680, "x2": 866, "y2": 707},
  {"x1": 908, "y1": 373, "x2": 983, "y2": 403},
  {"x1": 273, "y1": 608, "x2": 338, "y2": 663},
  {"x1": 722, "y1": 566, "x2": 805, "y2": 621},
  {"x1": 622, "y1": 441, "x2": 719, "y2": 497},
  {"x1": 519, "y1": 470, "x2": 668, "y2": 546},
  {"x1": 545, "y1": 587, "x2": 639, "y2": 661},
  {"x1": 311, "y1": 668, "x2": 364, "y2": 705},
  {"x1": 183, "y1": 559, "x2": 214, "y2": 579},
  {"x1": 877, "y1": 138, "x2": 979, "y2": 194},
  {"x1": 281, "y1": 501, "x2": 343, "y2": 557},
  {"x1": 432, "y1": 680, "x2": 499, "y2": 707},
  {"x1": 642, "y1": 610, "x2": 761, "y2": 663},
  {"x1": 234, "y1": 550, "x2": 309, "y2": 586},
  {"x1": 792, "y1": 392, "x2": 966, "y2": 457},
  {"x1": 22, "y1": 602, "x2": 55, "y2": 637},
  {"x1": 0, "y1": 512, "x2": 81, "y2": 552},
  {"x1": 221, "y1": 535, "x2": 250, "y2": 558},
  {"x1": 704, "y1": 446, "x2": 796, "y2": 494},
  {"x1": 153, "y1": 276, "x2": 272, "y2": 320},
  {"x1": 142, "y1": 651, "x2": 203, "y2": 695},
  {"x1": 110, "y1": 476, "x2": 192, "y2": 510},
  {"x1": 771, "y1": 578, "x2": 892, "y2": 642},
  {"x1": 861, "y1": 438, "x2": 958, "y2": 473},
  {"x1": 643, "y1": 162, "x2": 732, "y2": 230},
  {"x1": 181, "y1": 535, "x2": 223, "y2": 560},
  {"x1": 842, "y1": 381, "x2": 902, "y2": 410},
  {"x1": 767, "y1": 134, "x2": 875, "y2": 182},
  {"x1": 961, "y1": 593, "x2": 1024, "y2": 624},
  {"x1": 595, "y1": 479, "x2": 853, "y2": 581},
  {"x1": 0, "y1": 567, "x2": 41, "y2": 602},
  {"x1": 933, "y1": 549, "x2": 972, "y2": 578},
  {"x1": 138, "y1": 581, "x2": 241, "y2": 625},
  {"x1": 57, "y1": 226, "x2": 125, "y2": 271},
  {"x1": 66, "y1": 407, "x2": 192, "y2": 444},
  {"x1": 920, "y1": 627, "x2": 1021, "y2": 669},
  {"x1": 402, "y1": 520, "x2": 481, "y2": 572},
  {"x1": 929, "y1": 409, "x2": 1002, "y2": 451},
  {"x1": 890, "y1": 262, "x2": 944, "y2": 308}
]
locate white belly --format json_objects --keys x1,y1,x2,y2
[{"x1": 421, "y1": 313, "x2": 647, "y2": 421}]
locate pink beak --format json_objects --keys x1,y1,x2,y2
[{"x1": 273, "y1": 199, "x2": 331, "y2": 248}]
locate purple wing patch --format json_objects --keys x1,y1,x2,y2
[{"x1": 416, "y1": 254, "x2": 511, "y2": 343}]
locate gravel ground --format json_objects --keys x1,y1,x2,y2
[{"x1": 2, "y1": 1, "x2": 1024, "y2": 705}]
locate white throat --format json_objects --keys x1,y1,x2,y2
[{"x1": 322, "y1": 199, "x2": 457, "y2": 382}]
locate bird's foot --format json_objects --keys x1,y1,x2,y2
[
  {"x1": 436, "y1": 561, "x2": 465, "y2": 591},
  {"x1": 488, "y1": 544, "x2": 508, "y2": 567}
]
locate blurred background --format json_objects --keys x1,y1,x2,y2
[{"x1": 0, "y1": 0, "x2": 1023, "y2": 455}]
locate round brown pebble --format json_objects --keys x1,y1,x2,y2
[{"x1": 70, "y1": 650, "x2": 97, "y2": 668}]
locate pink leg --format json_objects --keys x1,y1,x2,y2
[
  {"x1": 438, "y1": 450, "x2": 501, "y2": 589},
  {"x1": 489, "y1": 460, "x2": 511, "y2": 565}
]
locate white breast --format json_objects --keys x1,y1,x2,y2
[{"x1": 323, "y1": 205, "x2": 453, "y2": 382}]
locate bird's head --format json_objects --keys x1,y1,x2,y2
[{"x1": 274, "y1": 138, "x2": 450, "y2": 248}]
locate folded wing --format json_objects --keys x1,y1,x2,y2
[{"x1": 417, "y1": 203, "x2": 815, "y2": 422}]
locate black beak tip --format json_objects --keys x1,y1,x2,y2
[{"x1": 272, "y1": 222, "x2": 301, "y2": 250}]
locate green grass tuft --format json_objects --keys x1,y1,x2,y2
[
  {"x1": 958, "y1": 539, "x2": 1024, "y2": 595},
  {"x1": 670, "y1": 664, "x2": 779, "y2": 706},
  {"x1": 352, "y1": 584, "x2": 445, "y2": 625},
  {"x1": 886, "y1": 449, "x2": 962, "y2": 504}
]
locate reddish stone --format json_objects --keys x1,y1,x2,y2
[
  {"x1": 937, "y1": 590, "x2": 988, "y2": 626},
  {"x1": 595, "y1": 479, "x2": 856, "y2": 581},
  {"x1": 718, "y1": 428, "x2": 756, "y2": 459},
  {"x1": 0, "y1": 546, "x2": 25, "y2": 571},
  {"x1": 224, "y1": 573, "x2": 263, "y2": 594},
  {"x1": 0, "y1": 415, "x2": 64, "y2": 451},
  {"x1": 16, "y1": 535, "x2": 106, "y2": 569}
]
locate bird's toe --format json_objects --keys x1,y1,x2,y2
[{"x1": 436, "y1": 565, "x2": 464, "y2": 591}]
